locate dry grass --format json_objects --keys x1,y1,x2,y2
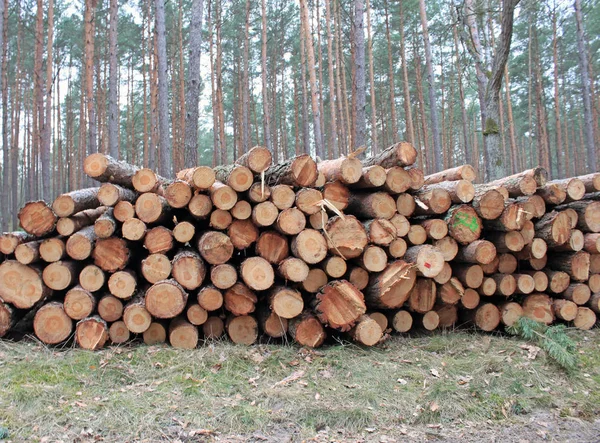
[{"x1": 0, "y1": 329, "x2": 599, "y2": 441}]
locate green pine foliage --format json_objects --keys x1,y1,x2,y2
[{"x1": 507, "y1": 317, "x2": 579, "y2": 372}]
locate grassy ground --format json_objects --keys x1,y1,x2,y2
[{"x1": 0, "y1": 329, "x2": 599, "y2": 442}]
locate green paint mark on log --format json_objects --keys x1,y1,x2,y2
[{"x1": 453, "y1": 212, "x2": 479, "y2": 233}]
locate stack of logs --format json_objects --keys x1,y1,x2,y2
[{"x1": 0, "y1": 142, "x2": 598, "y2": 350}]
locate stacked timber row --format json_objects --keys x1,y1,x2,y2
[{"x1": 0, "y1": 143, "x2": 599, "y2": 350}]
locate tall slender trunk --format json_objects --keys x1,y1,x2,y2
[
  {"x1": 414, "y1": 46, "x2": 429, "y2": 173},
  {"x1": 177, "y1": 0, "x2": 186, "y2": 165},
  {"x1": 324, "y1": 0, "x2": 338, "y2": 158},
  {"x1": 142, "y1": 4, "x2": 149, "y2": 166},
  {"x1": 352, "y1": 0, "x2": 366, "y2": 150},
  {"x1": 336, "y1": 0, "x2": 350, "y2": 153},
  {"x1": 418, "y1": 0, "x2": 442, "y2": 172},
  {"x1": 382, "y1": 0, "x2": 397, "y2": 145},
  {"x1": 208, "y1": 0, "x2": 219, "y2": 166},
  {"x1": 216, "y1": 0, "x2": 226, "y2": 164},
  {"x1": 241, "y1": 0, "x2": 251, "y2": 155},
  {"x1": 399, "y1": 1, "x2": 414, "y2": 145},
  {"x1": 315, "y1": 0, "x2": 326, "y2": 154},
  {"x1": 32, "y1": 0, "x2": 44, "y2": 200},
  {"x1": 299, "y1": 20, "x2": 310, "y2": 154},
  {"x1": 0, "y1": 0, "x2": 6, "y2": 230},
  {"x1": 452, "y1": 21, "x2": 471, "y2": 166},
  {"x1": 365, "y1": 0, "x2": 377, "y2": 155},
  {"x1": 42, "y1": 0, "x2": 54, "y2": 200},
  {"x1": 108, "y1": 0, "x2": 119, "y2": 158},
  {"x1": 260, "y1": 0, "x2": 272, "y2": 155},
  {"x1": 155, "y1": 0, "x2": 172, "y2": 176},
  {"x1": 11, "y1": 1, "x2": 22, "y2": 227},
  {"x1": 184, "y1": 0, "x2": 203, "y2": 167},
  {"x1": 504, "y1": 67, "x2": 518, "y2": 173},
  {"x1": 574, "y1": 0, "x2": 596, "y2": 170},
  {"x1": 149, "y1": 2, "x2": 158, "y2": 171},
  {"x1": 84, "y1": 0, "x2": 98, "y2": 165}
]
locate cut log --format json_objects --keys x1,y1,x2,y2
[
  {"x1": 53, "y1": 188, "x2": 100, "y2": 218},
  {"x1": 122, "y1": 218, "x2": 147, "y2": 241},
  {"x1": 583, "y1": 233, "x2": 600, "y2": 254},
  {"x1": 135, "y1": 193, "x2": 169, "y2": 224},
  {"x1": 321, "y1": 256, "x2": 347, "y2": 278},
  {"x1": 534, "y1": 211, "x2": 572, "y2": 247},
  {"x1": 590, "y1": 254, "x2": 600, "y2": 274},
  {"x1": 210, "y1": 263, "x2": 237, "y2": 289},
  {"x1": 255, "y1": 231, "x2": 289, "y2": 264},
  {"x1": 551, "y1": 229, "x2": 584, "y2": 252},
  {"x1": 235, "y1": 145, "x2": 272, "y2": 173},
  {"x1": 347, "y1": 266, "x2": 370, "y2": 290},
  {"x1": 472, "y1": 303, "x2": 501, "y2": 331},
  {"x1": 39, "y1": 237, "x2": 67, "y2": 263},
  {"x1": 252, "y1": 201, "x2": 279, "y2": 227},
  {"x1": 403, "y1": 245, "x2": 444, "y2": 278},
  {"x1": 391, "y1": 310, "x2": 413, "y2": 332},
  {"x1": 547, "y1": 251, "x2": 590, "y2": 281},
  {"x1": 97, "y1": 183, "x2": 137, "y2": 207},
  {"x1": 123, "y1": 297, "x2": 152, "y2": 335},
  {"x1": 408, "y1": 167, "x2": 425, "y2": 190},
  {"x1": 325, "y1": 215, "x2": 368, "y2": 259},
  {"x1": 108, "y1": 270, "x2": 137, "y2": 299},
  {"x1": 453, "y1": 264, "x2": 484, "y2": 289},
  {"x1": 358, "y1": 245, "x2": 388, "y2": 272},
  {"x1": 240, "y1": 256, "x2": 275, "y2": 291},
  {"x1": 226, "y1": 315, "x2": 259, "y2": 345},
  {"x1": 19, "y1": 201, "x2": 57, "y2": 236},
  {"x1": 291, "y1": 229, "x2": 328, "y2": 264},
  {"x1": 421, "y1": 311, "x2": 440, "y2": 331},
  {"x1": 42, "y1": 260, "x2": 80, "y2": 291},
  {"x1": 364, "y1": 260, "x2": 417, "y2": 309},
  {"x1": 407, "y1": 225, "x2": 427, "y2": 246},
  {"x1": 227, "y1": 219, "x2": 259, "y2": 250},
  {"x1": 433, "y1": 237, "x2": 459, "y2": 262},
  {"x1": 202, "y1": 316, "x2": 225, "y2": 339},
  {"x1": 388, "y1": 238, "x2": 408, "y2": 259},
  {"x1": 445, "y1": 205, "x2": 482, "y2": 245},
  {"x1": 369, "y1": 312, "x2": 389, "y2": 331},
  {"x1": 396, "y1": 193, "x2": 416, "y2": 217},
  {"x1": 231, "y1": 200, "x2": 252, "y2": 220},
  {"x1": 578, "y1": 173, "x2": 600, "y2": 193},
  {"x1": 34, "y1": 302, "x2": 73, "y2": 344},
  {"x1": 176, "y1": 165, "x2": 216, "y2": 190},
  {"x1": 186, "y1": 304, "x2": 208, "y2": 326},
  {"x1": 269, "y1": 286, "x2": 304, "y2": 319},
  {"x1": 197, "y1": 231, "x2": 234, "y2": 265},
  {"x1": 515, "y1": 194, "x2": 546, "y2": 219},
  {"x1": 169, "y1": 317, "x2": 199, "y2": 349},
  {"x1": 171, "y1": 249, "x2": 206, "y2": 290},
  {"x1": 258, "y1": 307, "x2": 288, "y2": 338},
  {"x1": 350, "y1": 315, "x2": 383, "y2": 346},
  {"x1": 589, "y1": 293, "x2": 600, "y2": 314},
  {"x1": 478, "y1": 277, "x2": 497, "y2": 296},
  {"x1": 93, "y1": 237, "x2": 130, "y2": 272},
  {"x1": 574, "y1": 307, "x2": 596, "y2": 330},
  {"x1": 487, "y1": 231, "x2": 525, "y2": 253},
  {"x1": 556, "y1": 201, "x2": 600, "y2": 233},
  {"x1": 209, "y1": 209, "x2": 233, "y2": 230},
  {"x1": 84, "y1": 153, "x2": 139, "y2": 187},
  {"x1": 471, "y1": 189, "x2": 505, "y2": 220},
  {"x1": 537, "y1": 183, "x2": 567, "y2": 205},
  {"x1": 270, "y1": 184, "x2": 296, "y2": 210},
  {"x1": 519, "y1": 220, "x2": 534, "y2": 244},
  {"x1": 66, "y1": 226, "x2": 97, "y2": 260},
  {"x1": 132, "y1": 168, "x2": 168, "y2": 194},
  {"x1": 435, "y1": 304, "x2": 458, "y2": 328},
  {"x1": 433, "y1": 262, "x2": 452, "y2": 284},
  {"x1": 276, "y1": 208, "x2": 306, "y2": 235},
  {"x1": 113, "y1": 201, "x2": 135, "y2": 222},
  {"x1": 350, "y1": 165, "x2": 387, "y2": 188},
  {"x1": 551, "y1": 178, "x2": 586, "y2": 202},
  {"x1": 552, "y1": 299, "x2": 578, "y2": 321},
  {"x1": 522, "y1": 294, "x2": 554, "y2": 325},
  {"x1": 301, "y1": 268, "x2": 328, "y2": 293},
  {"x1": 521, "y1": 270, "x2": 549, "y2": 292},
  {"x1": 516, "y1": 239, "x2": 548, "y2": 260},
  {"x1": 485, "y1": 174, "x2": 537, "y2": 197},
  {"x1": 247, "y1": 182, "x2": 271, "y2": 203},
  {"x1": 561, "y1": 283, "x2": 591, "y2": 305},
  {"x1": 588, "y1": 274, "x2": 600, "y2": 293},
  {"x1": 544, "y1": 270, "x2": 571, "y2": 294},
  {"x1": 264, "y1": 154, "x2": 318, "y2": 187},
  {"x1": 413, "y1": 189, "x2": 452, "y2": 216},
  {"x1": 514, "y1": 274, "x2": 535, "y2": 295},
  {"x1": 224, "y1": 282, "x2": 257, "y2": 316},
  {"x1": 214, "y1": 164, "x2": 254, "y2": 192},
  {"x1": 278, "y1": 257, "x2": 309, "y2": 282},
  {"x1": 143, "y1": 322, "x2": 166, "y2": 344},
  {"x1": 421, "y1": 180, "x2": 475, "y2": 204},
  {"x1": 0, "y1": 231, "x2": 37, "y2": 255},
  {"x1": 209, "y1": 182, "x2": 238, "y2": 211},
  {"x1": 362, "y1": 142, "x2": 417, "y2": 168},
  {"x1": 364, "y1": 218, "x2": 397, "y2": 246},
  {"x1": 141, "y1": 253, "x2": 172, "y2": 284},
  {"x1": 491, "y1": 273, "x2": 517, "y2": 296},
  {"x1": 346, "y1": 192, "x2": 397, "y2": 219},
  {"x1": 437, "y1": 278, "x2": 464, "y2": 305},
  {"x1": 15, "y1": 239, "x2": 43, "y2": 265},
  {"x1": 313, "y1": 280, "x2": 366, "y2": 331},
  {"x1": 461, "y1": 288, "x2": 480, "y2": 309},
  {"x1": 408, "y1": 278, "x2": 436, "y2": 313},
  {"x1": 164, "y1": 180, "x2": 193, "y2": 208},
  {"x1": 318, "y1": 156, "x2": 363, "y2": 184},
  {"x1": 144, "y1": 226, "x2": 174, "y2": 254},
  {"x1": 94, "y1": 208, "x2": 117, "y2": 239},
  {"x1": 424, "y1": 165, "x2": 476, "y2": 184},
  {"x1": 97, "y1": 294, "x2": 124, "y2": 322},
  {"x1": 418, "y1": 219, "x2": 447, "y2": 241},
  {"x1": 79, "y1": 264, "x2": 105, "y2": 292},
  {"x1": 322, "y1": 181, "x2": 350, "y2": 211},
  {"x1": 197, "y1": 286, "x2": 224, "y2": 311},
  {"x1": 188, "y1": 193, "x2": 213, "y2": 219},
  {"x1": 383, "y1": 166, "x2": 411, "y2": 194},
  {"x1": 484, "y1": 203, "x2": 528, "y2": 232},
  {"x1": 499, "y1": 302, "x2": 523, "y2": 327},
  {"x1": 109, "y1": 321, "x2": 130, "y2": 344},
  {"x1": 75, "y1": 316, "x2": 109, "y2": 350},
  {"x1": 454, "y1": 240, "x2": 497, "y2": 265},
  {"x1": 497, "y1": 253, "x2": 518, "y2": 274},
  {"x1": 145, "y1": 279, "x2": 188, "y2": 318}
]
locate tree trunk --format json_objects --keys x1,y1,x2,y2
[
  {"x1": 324, "y1": 0, "x2": 338, "y2": 158},
  {"x1": 366, "y1": 0, "x2": 378, "y2": 154},
  {"x1": 352, "y1": 0, "x2": 366, "y2": 150},
  {"x1": 399, "y1": 1, "x2": 414, "y2": 145},
  {"x1": 155, "y1": 0, "x2": 172, "y2": 177}
]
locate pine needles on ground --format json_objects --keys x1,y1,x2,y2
[{"x1": 507, "y1": 317, "x2": 579, "y2": 371}]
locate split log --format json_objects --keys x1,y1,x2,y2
[
  {"x1": 346, "y1": 192, "x2": 397, "y2": 219},
  {"x1": 97, "y1": 183, "x2": 137, "y2": 207},
  {"x1": 361, "y1": 142, "x2": 417, "y2": 168},
  {"x1": 408, "y1": 167, "x2": 425, "y2": 190},
  {"x1": 291, "y1": 229, "x2": 328, "y2": 264},
  {"x1": 34, "y1": 302, "x2": 73, "y2": 344},
  {"x1": 325, "y1": 215, "x2": 368, "y2": 259},
  {"x1": 270, "y1": 185, "x2": 296, "y2": 210},
  {"x1": 408, "y1": 278, "x2": 436, "y2": 313},
  {"x1": 236, "y1": 146, "x2": 273, "y2": 173},
  {"x1": 269, "y1": 286, "x2": 304, "y2": 319},
  {"x1": 143, "y1": 322, "x2": 167, "y2": 344},
  {"x1": 471, "y1": 189, "x2": 505, "y2": 220},
  {"x1": 255, "y1": 231, "x2": 289, "y2": 264},
  {"x1": 318, "y1": 156, "x2": 363, "y2": 184},
  {"x1": 454, "y1": 240, "x2": 497, "y2": 265},
  {"x1": 53, "y1": 188, "x2": 100, "y2": 218},
  {"x1": 39, "y1": 237, "x2": 67, "y2": 263},
  {"x1": 214, "y1": 164, "x2": 254, "y2": 192},
  {"x1": 515, "y1": 194, "x2": 546, "y2": 219},
  {"x1": 224, "y1": 282, "x2": 257, "y2": 316},
  {"x1": 75, "y1": 316, "x2": 109, "y2": 350},
  {"x1": 209, "y1": 182, "x2": 238, "y2": 211},
  {"x1": 403, "y1": 245, "x2": 445, "y2": 278},
  {"x1": 171, "y1": 249, "x2": 206, "y2": 290},
  {"x1": 264, "y1": 154, "x2": 318, "y2": 187},
  {"x1": 437, "y1": 278, "x2": 464, "y2": 305},
  {"x1": 391, "y1": 310, "x2": 413, "y2": 332},
  {"x1": 522, "y1": 294, "x2": 554, "y2": 325},
  {"x1": 364, "y1": 218, "x2": 397, "y2": 246},
  {"x1": 93, "y1": 237, "x2": 130, "y2": 272},
  {"x1": 176, "y1": 166, "x2": 216, "y2": 190},
  {"x1": 108, "y1": 270, "x2": 137, "y2": 299},
  {"x1": 350, "y1": 315, "x2": 383, "y2": 346},
  {"x1": 197, "y1": 231, "x2": 234, "y2": 265},
  {"x1": 97, "y1": 294, "x2": 124, "y2": 322},
  {"x1": 226, "y1": 315, "x2": 259, "y2": 345},
  {"x1": 350, "y1": 165, "x2": 387, "y2": 188},
  {"x1": 240, "y1": 256, "x2": 275, "y2": 291},
  {"x1": 313, "y1": 280, "x2": 366, "y2": 331},
  {"x1": 278, "y1": 257, "x2": 310, "y2": 282},
  {"x1": 164, "y1": 180, "x2": 193, "y2": 208},
  {"x1": 141, "y1": 253, "x2": 172, "y2": 284},
  {"x1": 210, "y1": 263, "x2": 237, "y2": 289},
  {"x1": 445, "y1": 205, "x2": 482, "y2": 245},
  {"x1": 19, "y1": 201, "x2": 57, "y2": 236},
  {"x1": 84, "y1": 153, "x2": 139, "y2": 187},
  {"x1": 228, "y1": 219, "x2": 259, "y2": 250},
  {"x1": 169, "y1": 317, "x2": 199, "y2": 349},
  {"x1": 144, "y1": 226, "x2": 174, "y2": 255},
  {"x1": 423, "y1": 165, "x2": 476, "y2": 185},
  {"x1": 42, "y1": 260, "x2": 80, "y2": 291},
  {"x1": 520, "y1": 220, "x2": 535, "y2": 243},
  {"x1": 364, "y1": 260, "x2": 417, "y2": 309},
  {"x1": 79, "y1": 264, "x2": 105, "y2": 292},
  {"x1": 197, "y1": 286, "x2": 224, "y2": 311}
]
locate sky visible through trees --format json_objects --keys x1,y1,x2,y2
[{"x1": 0, "y1": 0, "x2": 598, "y2": 230}]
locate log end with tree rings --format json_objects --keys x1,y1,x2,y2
[{"x1": 34, "y1": 302, "x2": 73, "y2": 344}]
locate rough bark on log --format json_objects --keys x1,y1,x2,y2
[
  {"x1": 264, "y1": 154, "x2": 318, "y2": 187},
  {"x1": 361, "y1": 142, "x2": 417, "y2": 168},
  {"x1": 97, "y1": 183, "x2": 137, "y2": 207},
  {"x1": 313, "y1": 280, "x2": 366, "y2": 331},
  {"x1": 176, "y1": 166, "x2": 216, "y2": 190},
  {"x1": 0, "y1": 232, "x2": 37, "y2": 255},
  {"x1": 445, "y1": 205, "x2": 482, "y2": 245},
  {"x1": 214, "y1": 164, "x2": 254, "y2": 192},
  {"x1": 318, "y1": 156, "x2": 363, "y2": 184},
  {"x1": 364, "y1": 260, "x2": 417, "y2": 309},
  {"x1": 84, "y1": 153, "x2": 139, "y2": 187},
  {"x1": 423, "y1": 165, "x2": 476, "y2": 185},
  {"x1": 346, "y1": 192, "x2": 397, "y2": 219},
  {"x1": 53, "y1": 188, "x2": 101, "y2": 218}
]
